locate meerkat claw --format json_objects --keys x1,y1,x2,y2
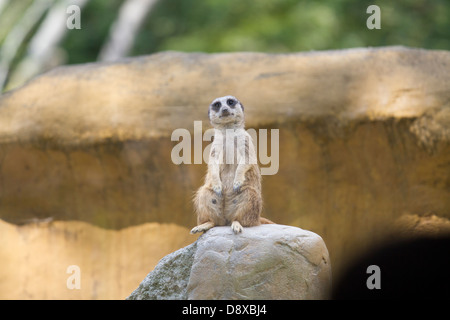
[
  {"x1": 212, "y1": 184, "x2": 222, "y2": 196},
  {"x1": 233, "y1": 180, "x2": 243, "y2": 193}
]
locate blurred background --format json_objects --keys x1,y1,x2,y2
[{"x1": 1, "y1": 0, "x2": 449, "y2": 93}]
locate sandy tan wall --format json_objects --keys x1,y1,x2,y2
[{"x1": 0, "y1": 219, "x2": 194, "y2": 299}]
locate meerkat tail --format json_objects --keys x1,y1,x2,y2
[{"x1": 260, "y1": 217, "x2": 275, "y2": 224}]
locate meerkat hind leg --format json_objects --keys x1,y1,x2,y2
[{"x1": 190, "y1": 221, "x2": 215, "y2": 234}]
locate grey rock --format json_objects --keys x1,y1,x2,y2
[
  {"x1": 127, "y1": 224, "x2": 331, "y2": 300},
  {"x1": 127, "y1": 241, "x2": 197, "y2": 300}
]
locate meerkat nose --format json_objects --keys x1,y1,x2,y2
[{"x1": 221, "y1": 107, "x2": 230, "y2": 116}]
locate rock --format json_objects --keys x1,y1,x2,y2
[
  {"x1": 127, "y1": 241, "x2": 197, "y2": 300},
  {"x1": 127, "y1": 224, "x2": 332, "y2": 300}
]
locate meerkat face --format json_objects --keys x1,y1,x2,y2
[{"x1": 208, "y1": 95, "x2": 245, "y2": 128}]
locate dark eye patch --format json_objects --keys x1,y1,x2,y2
[
  {"x1": 211, "y1": 101, "x2": 221, "y2": 111},
  {"x1": 227, "y1": 99, "x2": 236, "y2": 108}
]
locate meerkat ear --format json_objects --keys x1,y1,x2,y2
[{"x1": 240, "y1": 103, "x2": 244, "y2": 111}]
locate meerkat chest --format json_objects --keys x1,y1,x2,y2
[
  {"x1": 213, "y1": 129, "x2": 243, "y2": 162},
  {"x1": 212, "y1": 129, "x2": 243, "y2": 181}
]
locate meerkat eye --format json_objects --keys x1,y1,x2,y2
[
  {"x1": 212, "y1": 101, "x2": 221, "y2": 111},
  {"x1": 227, "y1": 99, "x2": 236, "y2": 108}
]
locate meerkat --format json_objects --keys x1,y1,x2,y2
[{"x1": 190, "y1": 95, "x2": 273, "y2": 235}]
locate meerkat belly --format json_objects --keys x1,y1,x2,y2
[
  {"x1": 220, "y1": 163, "x2": 237, "y2": 192},
  {"x1": 217, "y1": 163, "x2": 235, "y2": 222}
]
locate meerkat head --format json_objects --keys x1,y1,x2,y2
[{"x1": 208, "y1": 95, "x2": 245, "y2": 129}]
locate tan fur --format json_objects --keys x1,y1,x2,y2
[{"x1": 191, "y1": 96, "x2": 273, "y2": 234}]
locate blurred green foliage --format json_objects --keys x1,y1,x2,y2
[
  {"x1": 1, "y1": 0, "x2": 449, "y2": 67},
  {"x1": 63, "y1": 0, "x2": 449, "y2": 64}
]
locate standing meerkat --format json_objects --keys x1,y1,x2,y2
[{"x1": 191, "y1": 95, "x2": 273, "y2": 234}]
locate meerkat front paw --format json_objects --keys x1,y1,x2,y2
[
  {"x1": 231, "y1": 221, "x2": 243, "y2": 234},
  {"x1": 212, "y1": 183, "x2": 223, "y2": 196},
  {"x1": 233, "y1": 179, "x2": 244, "y2": 193}
]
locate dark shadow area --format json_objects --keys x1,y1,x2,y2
[{"x1": 332, "y1": 235, "x2": 450, "y2": 299}]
